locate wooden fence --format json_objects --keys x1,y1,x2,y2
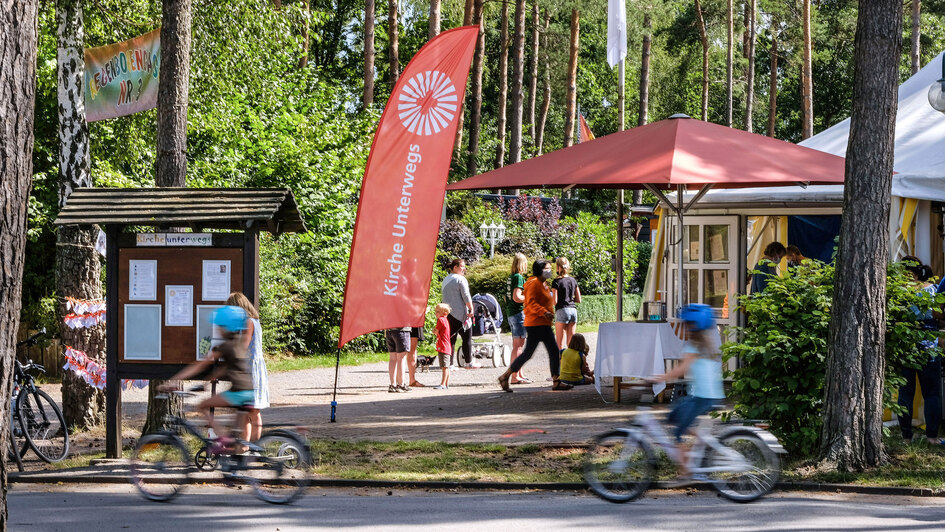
[{"x1": 15, "y1": 328, "x2": 63, "y2": 380}]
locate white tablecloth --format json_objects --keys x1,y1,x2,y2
[{"x1": 594, "y1": 321, "x2": 686, "y2": 397}]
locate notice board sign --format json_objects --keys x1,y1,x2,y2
[{"x1": 117, "y1": 243, "x2": 243, "y2": 365}]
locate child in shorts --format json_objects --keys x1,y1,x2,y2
[
  {"x1": 434, "y1": 303, "x2": 452, "y2": 390},
  {"x1": 558, "y1": 333, "x2": 594, "y2": 385}
]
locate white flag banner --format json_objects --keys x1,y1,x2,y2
[{"x1": 607, "y1": 0, "x2": 627, "y2": 68}]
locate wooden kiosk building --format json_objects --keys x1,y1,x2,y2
[{"x1": 55, "y1": 188, "x2": 306, "y2": 457}]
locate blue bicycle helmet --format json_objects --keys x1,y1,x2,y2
[
  {"x1": 213, "y1": 305, "x2": 248, "y2": 333},
  {"x1": 679, "y1": 304, "x2": 715, "y2": 332}
]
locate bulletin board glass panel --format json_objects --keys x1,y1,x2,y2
[
  {"x1": 124, "y1": 304, "x2": 162, "y2": 360},
  {"x1": 196, "y1": 305, "x2": 224, "y2": 360}
]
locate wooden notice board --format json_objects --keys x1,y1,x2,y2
[{"x1": 117, "y1": 247, "x2": 243, "y2": 365}]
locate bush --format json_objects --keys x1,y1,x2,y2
[
  {"x1": 437, "y1": 220, "x2": 483, "y2": 270},
  {"x1": 724, "y1": 260, "x2": 941, "y2": 456},
  {"x1": 578, "y1": 295, "x2": 643, "y2": 324},
  {"x1": 498, "y1": 195, "x2": 561, "y2": 237},
  {"x1": 497, "y1": 221, "x2": 544, "y2": 257},
  {"x1": 466, "y1": 254, "x2": 515, "y2": 300}
]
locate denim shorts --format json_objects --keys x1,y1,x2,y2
[
  {"x1": 555, "y1": 307, "x2": 577, "y2": 324},
  {"x1": 507, "y1": 311, "x2": 526, "y2": 338},
  {"x1": 667, "y1": 396, "x2": 715, "y2": 442},
  {"x1": 220, "y1": 389, "x2": 255, "y2": 408}
]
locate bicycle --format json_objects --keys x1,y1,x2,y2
[
  {"x1": 583, "y1": 384, "x2": 785, "y2": 503},
  {"x1": 129, "y1": 389, "x2": 311, "y2": 504},
  {"x1": 9, "y1": 329, "x2": 70, "y2": 464}
]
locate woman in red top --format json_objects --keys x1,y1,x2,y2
[{"x1": 497, "y1": 260, "x2": 573, "y2": 392}]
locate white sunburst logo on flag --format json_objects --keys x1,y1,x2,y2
[{"x1": 397, "y1": 71, "x2": 458, "y2": 136}]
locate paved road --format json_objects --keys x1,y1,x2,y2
[{"x1": 9, "y1": 484, "x2": 945, "y2": 531}]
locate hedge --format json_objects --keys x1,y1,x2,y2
[{"x1": 578, "y1": 295, "x2": 643, "y2": 324}]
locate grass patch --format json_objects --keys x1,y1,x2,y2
[
  {"x1": 267, "y1": 351, "x2": 391, "y2": 373},
  {"x1": 308, "y1": 440, "x2": 585, "y2": 483}
]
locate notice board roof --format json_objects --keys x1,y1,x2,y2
[{"x1": 54, "y1": 187, "x2": 307, "y2": 234}]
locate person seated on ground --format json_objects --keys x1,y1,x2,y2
[
  {"x1": 558, "y1": 333, "x2": 594, "y2": 386},
  {"x1": 649, "y1": 304, "x2": 724, "y2": 480},
  {"x1": 750, "y1": 242, "x2": 786, "y2": 294},
  {"x1": 785, "y1": 245, "x2": 807, "y2": 268},
  {"x1": 897, "y1": 256, "x2": 943, "y2": 445},
  {"x1": 161, "y1": 305, "x2": 255, "y2": 453}
]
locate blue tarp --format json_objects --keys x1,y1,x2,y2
[{"x1": 787, "y1": 215, "x2": 842, "y2": 263}]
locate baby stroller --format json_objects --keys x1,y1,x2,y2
[{"x1": 470, "y1": 293, "x2": 510, "y2": 367}]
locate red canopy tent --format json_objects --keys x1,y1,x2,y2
[{"x1": 447, "y1": 115, "x2": 847, "y2": 313}]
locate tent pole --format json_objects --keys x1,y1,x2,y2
[
  {"x1": 677, "y1": 184, "x2": 685, "y2": 315},
  {"x1": 617, "y1": 190, "x2": 624, "y2": 321}
]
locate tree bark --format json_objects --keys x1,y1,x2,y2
[
  {"x1": 452, "y1": 0, "x2": 477, "y2": 162},
  {"x1": 147, "y1": 0, "x2": 192, "y2": 434},
  {"x1": 509, "y1": 0, "x2": 526, "y2": 164},
  {"x1": 495, "y1": 0, "x2": 510, "y2": 168},
  {"x1": 388, "y1": 0, "x2": 399, "y2": 84},
  {"x1": 801, "y1": 0, "x2": 813, "y2": 139},
  {"x1": 638, "y1": 11, "x2": 651, "y2": 127},
  {"x1": 527, "y1": 2, "x2": 540, "y2": 143},
  {"x1": 298, "y1": 0, "x2": 310, "y2": 68},
  {"x1": 0, "y1": 0, "x2": 38, "y2": 523},
  {"x1": 56, "y1": 0, "x2": 106, "y2": 431},
  {"x1": 364, "y1": 0, "x2": 375, "y2": 106},
  {"x1": 743, "y1": 0, "x2": 755, "y2": 132},
  {"x1": 155, "y1": 0, "x2": 191, "y2": 187},
  {"x1": 694, "y1": 0, "x2": 709, "y2": 121},
  {"x1": 429, "y1": 0, "x2": 440, "y2": 40},
  {"x1": 725, "y1": 0, "x2": 733, "y2": 127},
  {"x1": 821, "y1": 0, "x2": 902, "y2": 472},
  {"x1": 767, "y1": 21, "x2": 778, "y2": 137},
  {"x1": 536, "y1": 10, "x2": 551, "y2": 156},
  {"x1": 564, "y1": 9, "x2": 579, "y2": 148},
  {"x1": 910, "y1": 0, "x2": 920, "y2": 75},
  {"x1": 466, "y1": 0, "x2": 486, "y2": 176}
]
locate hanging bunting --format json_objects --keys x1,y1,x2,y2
[{"x1": 63, "y1": 346, "x2": 147, "y2": 390}]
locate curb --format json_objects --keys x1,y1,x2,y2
[{"x1": 8, "y1": 471, "x2": 944, "y2": 497}]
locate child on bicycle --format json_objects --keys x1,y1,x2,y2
[
  {"x1": 161, "y1": 305, "x2": 255, "y2": 452},
  {"x1": 649, "y1": 304, "x2": 724, "y2": 479}
]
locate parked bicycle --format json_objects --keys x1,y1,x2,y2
[
  {"x1": 8, "y1": 329, "x2": 70, "y2": 464},
  {"x1": 129, "y1": 388, "x2": 311, "y2": 504},
  {"x1": 583, "y1": 386, "x2": 785, "y2": 503}
]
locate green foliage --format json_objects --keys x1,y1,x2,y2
[
  {"x1": 578, "y1": 295, "x2": 643, "y2": 325},
  {"x1": 437, "y1": 220, "x2": 484, "y2": 269},
  {"x1": 466, "y1": 254, "x2": 515, "y2": 300},
  {"x1": 725, "y1": 260, "x2": 942, "y2": 456},
  {"x1": 544, "y1": 212, "x2": 641, "y2": 296}
]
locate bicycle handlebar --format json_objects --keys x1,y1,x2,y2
[{"x1": 16, "y1": 328, "x2": 47, "y2": 348}]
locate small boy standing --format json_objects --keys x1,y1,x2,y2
[{"x1": 434, "y1": 303, "x2": 452, "y2": 390}]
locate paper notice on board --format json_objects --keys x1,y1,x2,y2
[
  {"x1": 129, "y1": 260, "x2": 157, "y2": 300},
  {"x1": 202, "y1": 260, "x2": 231, "y2": 301},
  {"x1": 165, "y1": 285, "x2": 194, "y2": 326}
]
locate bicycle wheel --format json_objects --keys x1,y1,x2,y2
[
  {"x1": 17, "y1": 388, "x2": 69, "y2": 463},
  {"x1": 130, "y1": 433, "x2": 192, "y2": 502},
  {"x1": 583, "y1": 429, "x2": 655, "y2": 503},
  {"x1": 243, "y1": 430, "x2": 311, "y2": 504},
  {"x1": 702, "y1": 429, "x2": 780, "y2": 503}
]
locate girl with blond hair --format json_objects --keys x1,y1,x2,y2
[{"x1": 551, "y1": 256, "x2": 582, "y2": 350}]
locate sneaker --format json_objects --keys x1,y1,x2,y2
[
  {"x1": 398, "y1": 384, "x2": 411, "y2": 392},
  {"x1": 388, "y1": 385, "x2": 399, "y2": 393},
  {"x1": 433, "y1": 385, "x2": 448, "y2": 390},
  {"x1": 470, "y1": 359, "x2": 482, "y2": 368},
  {"x1": 209, "y1": 436, "x2": 235, "y2": 454}
]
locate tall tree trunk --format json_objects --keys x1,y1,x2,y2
[
  {"x1": 767, "y1": 21, "x2": 778, "y2": 137},
  {"x1": 694, "y1": 0, "x2": 709, "y2": 121},
  {"x1": 910, "y1": 0, "x2": 920, "y2": 75},
  {"x1": 536, "y1": 10, "x2": 551, "y2": 156},
  {"x1": 743, "y1": 0, "x2": 755, "y2": 132},
  {"x1": 388, "y1": 0, "x2": 399, "y2": 84},
  {"x1": 564, "y1": 9, "x2": 579, "y2": 148},
  {"x1": 495, "y1": 0, "x2": 510, "y2": 168},
  {"x1": 56, "y1": 0, "x2": 106, "y2": 431},
  {"x1": 725, "y1": 0, "x2": 733, "y2": 127},
  {"x1": 509, "y1": 0, "x2": 526, "y2": 163},
  {"x1": 1, "y1": 0, "x2": 38, "y2": 521},
  {"x1": 364, "y1": 0, "x2": 375, "y2": 106},
  {"x1": 298, "y1": 0, "x2": 310, "y2": 68},
  {"x1": 148, "y1": 0, "x2": 192, "y2": 434},
  {"x1": 429, "y1": 0, "x2": 440, "y2": 39},
  {"x1": 638, "y1": 11, "x2": 651, "y2": 127},
  {"x1": 821, "y1": 0, "x2": 902, "y2": 472},
  {"x1": 466, "y1": 0, "x2": 486, "y2": 175},
  {"x1": 801, "y1": 0, "x2": 813, "y2": 139},
  {"x1": 452, "y1": 0, "x2": 476, "y2": 162},
  {"x1": 156, "y1": 0, "x2": 191, "y2": 188},
  {"x1": 527, "y1": 2, "x2": 540, "y2": 143}
]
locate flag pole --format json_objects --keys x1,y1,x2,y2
[{"x1": 616, "y1": 59, "x2": 625, "y2": 321}]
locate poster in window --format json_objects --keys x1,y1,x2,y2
[{"x1": 202, "y1": 260, "x2": 231, "y2": 301}]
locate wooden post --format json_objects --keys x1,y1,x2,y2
[{"x1": 105, "y1": 224, "x2": 122, "y2": 458}]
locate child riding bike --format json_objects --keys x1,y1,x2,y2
[
  {"x1": 649, "y1": 303, "x2": 725, "y2": 481},
  {"x1": 160, "y1": 305, "x2": 255, "y2": 453}
]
